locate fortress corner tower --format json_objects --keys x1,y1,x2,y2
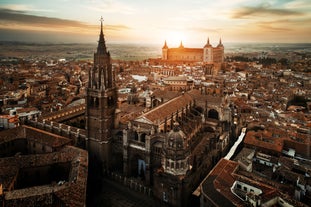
[{"x1": 86, "y1": 17, "x2": 117, "y2": 171}]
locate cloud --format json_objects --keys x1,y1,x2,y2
[
  {"x1": 1, "y1": 4, "x2": 55, "y2": 13},
  {"x1": 257, "y1": 18, "x2": 311, "y2": 32},
  {"x1": 0, "y1": 8, "x2": 130, "y2": 33},
  {"x1": 106, "y1": 24, "x2": 130, "y2": 31},
  {"x1": 86, "y1": 0, "x2": 136, "y2": 15},
  {"x1": 189, "y1": 27, "x2": 221, "y2": 34},
  {"x1": 257, "y1": 23, "x2": 291, "y2": 32},
  {"x1": 284, "y1": 0, "x2": 311, "y2": 9},
  {"x1": 231, "y1": 3, "x2": 304, "y2": 19},
  {"x1": 0, "y1": 8, "x2": 91, "y2": 28}
]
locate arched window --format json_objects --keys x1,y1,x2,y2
[
  {"x1": 108, "y1": 96, "x2": 114, "y2": 106},
  {"x1": 134, "y1": 131, "x2": 139, "y2": 141},
  {"x1": 141, "y1": 133, "x2": 146, "y2": 143},
  {"x1": 95, "y1": 98, "x2": 99, "y2": 107},
  {"x1": 208, "y1": 109, "x2": 219, "y2": 120}
]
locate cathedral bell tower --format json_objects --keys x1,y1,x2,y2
[{"x1": 86, "y1": 17, "x2": 117, "y2": 171}]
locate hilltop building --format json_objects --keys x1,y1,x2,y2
[{"x1": 161, "y1": 38, "x2": 224, "y2": 64}]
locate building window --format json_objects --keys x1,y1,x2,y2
[
  {"x1": 108, "y1": 96, "x2": 114, "y2": 107},
  {"x1": 163, "y1": 192, "x2": 168, "y2": 202},
  {"x1": 141, "y1": 133, "x2": 146, "y2": 143},
  {"x1": 134, "y1": 131, "x2": 139, "y2": 141}
]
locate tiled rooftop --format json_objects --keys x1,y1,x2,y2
[
  {"x1": 136, "y1": 92, "x2": 194, "y2": 125},
  {"x1": 0, "y1": 126, "x2": 88, "y2": 207}
]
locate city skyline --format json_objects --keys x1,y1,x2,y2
[{"x1": 0, "y1": 0, "x2": 310, "y2": 45}]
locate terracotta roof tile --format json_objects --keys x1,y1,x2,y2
[{"x1": 136, "y1": 93, "x2": 194, "y2": 124}]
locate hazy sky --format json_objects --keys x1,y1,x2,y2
[{"x1": 0, "y1": 0, "x2": 310, "y2": 45}]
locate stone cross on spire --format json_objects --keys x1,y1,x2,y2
[{"x1": 100, "y1": 16, "x2": 104, "y2": 30}]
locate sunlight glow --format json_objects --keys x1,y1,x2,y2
[
  {"x1": 165, "y1": 31, "x2": 188, "y2": 47},
  {"x1": 0, "y1": 0, "x2": 310, "y2": 43}
]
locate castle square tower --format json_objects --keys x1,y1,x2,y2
[
  {"x1": 86, "y1": 17, "x2": 117, "y2": 171},
  {"x1": 162, "y1": 40, "x2": 168, "y2": 60}
]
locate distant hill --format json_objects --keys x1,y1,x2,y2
[{"x1": 0, "y1": 41, "x2": 310, "y2": 61}]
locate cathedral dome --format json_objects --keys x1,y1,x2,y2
[
  {"x1": 163, "y1": 122, "x2": 190, "y2": 176},
  {"x1": 166, "y1": 122, "x2": 186, "y2": 149}
]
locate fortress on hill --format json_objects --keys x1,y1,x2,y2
[{"x1": 161, "y1": 38, "x2": 224, "y2": 63}]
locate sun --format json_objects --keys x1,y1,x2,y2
[{"x1": 165, "y1": 31, "x2": 187, "y2": 47}]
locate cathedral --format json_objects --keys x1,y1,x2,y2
[
  {"x1": 161, "y1": 39, "x2": 224, "y2": 63},
  {"x1": 85, "y1": 19, "x2": 234, "y2": 206},
  {"x1": 0, "y1": 18, "x2": 233, "y2": 207}
]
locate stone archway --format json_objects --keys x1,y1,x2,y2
[
  {"x1": 204, "y1": 126, "x2": 215, "y2": 132},
  {"x1": 208, "y1": 109, "x2": 219, "y2": 120},
  {"x1": 130, "y1": 154, "x2": 146, "y2": 180}
]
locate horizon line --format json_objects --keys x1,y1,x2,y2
[{"x1": 1, "y1": 40, "x2": 311, "y2": 45}]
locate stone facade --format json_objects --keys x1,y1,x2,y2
[
  {"x1": 85, "y1": 18, "x2": 117, "y2": 171},
  {"x1": 109, "y1": 90, "x2": 233, "y2": 206},
  {"x1": 161, "y1": 38, "x2": 224, "y2": 64}
]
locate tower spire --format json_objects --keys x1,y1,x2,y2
[
  {"x1": 97, "y1": 16, "x2": 107, "y2": 54},
  {"x1": 204, "y1": 37, "x2": 211, "y2": 48},
  {"x1": 179, "y1": 40, "x2": 184, "y2": 48},
  {"x1": 218, "y1": 37, "x2": 223, "y2": 47},
  {"x1": 100, "y1": 16, "x2": 104, "y2": 35},
  {"x1": 162, "y1": 40, "x2": 168, "y2": 49}
]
